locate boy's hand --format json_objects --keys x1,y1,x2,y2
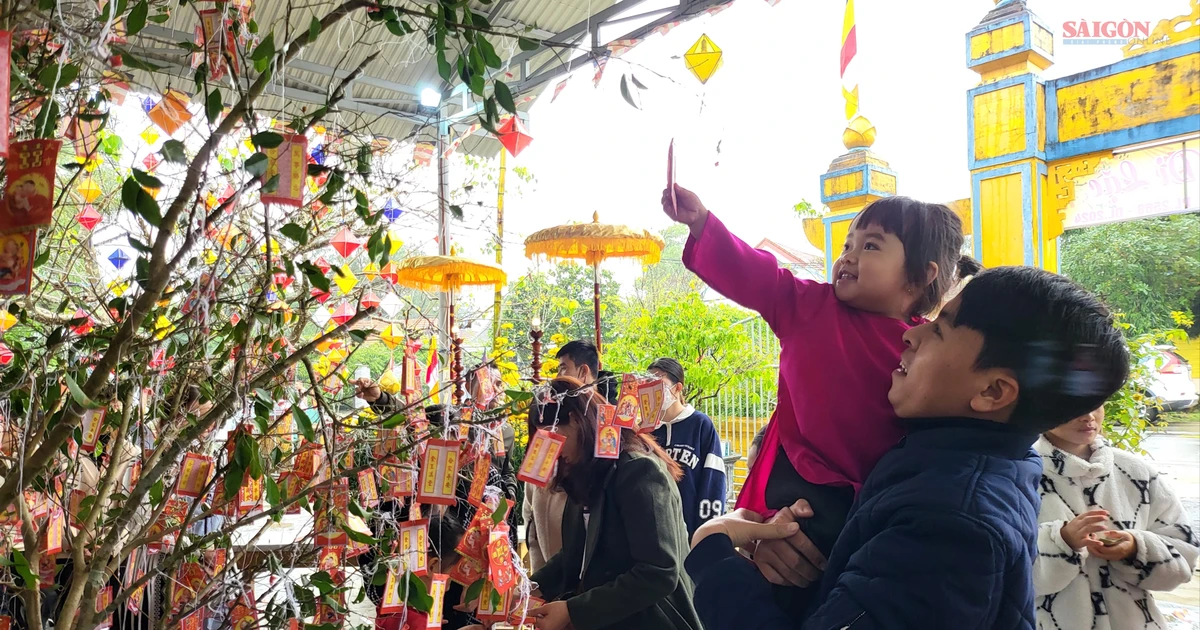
[
  {"x1": 353, "y1": 378, "x2": 381, "y2": 402},
  {"x1": 531, "y1": 601, "x2": 571, "y2": 630},
  {"x1": 1061, "y1": 510, "x2": 1110, "y2": 550},
  {"x1": 691, "y1": 508, "x2": 801, "y2": 549},
  {"x1": 1084, "y1": 530, "x2": 1137, "y2": 561},
  {"x1": 752, "y1": 499, "x2": 827, "y2": 588},
  {"x1": 661, "y1": 185, "x2": 709, "y2": 238}
]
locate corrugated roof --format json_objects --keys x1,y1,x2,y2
[{"x1": 122, "y1": 0, "x2": 728, "y2": 154}]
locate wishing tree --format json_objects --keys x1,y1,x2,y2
[{"x1": 0, "y1": 0, "x2": 550, "y2": 629}]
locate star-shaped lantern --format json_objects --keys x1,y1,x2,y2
[
  {"x1": 76, "y1": 205, "x2": 102, "y2": 231},
  {"x1": 495, "y1": 115, "x2": 533, "y2": 157},
  {"x1": 382, "y1": 199, "x2": 403, "y2": 222},
  {"x1": 331, "y1": 227, "x2": 361, "y2": 259},
  {"x1": 331, "y1": 302, "x2": 355, "y2": 326},
  {"x1": 360, "y1": 290, "x2": 381, "y2": 311},
  {"x1": 108, "y1": 248, "x2": 130, "y2": 269}
]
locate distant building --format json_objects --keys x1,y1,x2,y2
[{"x1": 753, "y1": 238, "x2": 825, "y2": 282}]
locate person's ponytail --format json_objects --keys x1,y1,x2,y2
[{"x1": 957, "y1": 255, "x2": 982, "y2": 281}]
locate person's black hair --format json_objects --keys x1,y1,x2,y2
[
  {"x1": 852, "y1": 196, "x2": 968, "y2": 317},
  {"x1": 954, "y1": 266, "x2": 1130, "y2": 434},
  {"x1": 556, "y1": 340, "x2": 599, "y2": 380},
  {"x1": 648, "y1": 358, "x2": 685, "y2": 386},
  {"x1": 424, "y1": 404, "x2": 459, "y2": 426},
  {"x1": 595, "y1": 370, "x2": 619, "y2": 405},
  {"x1": 428, "y1": 510, "x2": 466, "y2": 567}
]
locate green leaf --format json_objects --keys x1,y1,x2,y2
[
  {"x1": 494, "y1": 81, "x2": 516, "y2": 114},
  {"x1": 12, "y1": 550, "x2": 37, "y2": 588},
  {"x1": 205, "y1": 89, "x2": 222, "y2": 123},
  {"x1": 33, "y1": 248, "x2": 50, "y2": 269},
  {"x1": 223, "y1": 462, "x2": 245, "y2": 500},
  {"x1": 348, "y1": 329, "x2": 369, "y2": 343},
  {"x1": 253, "y1": 132, "x2": 284, "y2": 149},
  {"x1": 631, "y1": 74, "x2": 649, "y2": 90},
  {"x1": 263, "y1": 173, "x2": 280, "y2": 193},
  {"x1": 121, "y1": 177, "x2": 162, "y2": 227},
  {"x1": 101, "y1": 134, "x2": 124, "y2": 157},
  {"x1": 309, "y1": 17, "x2": 322, "y2": 42},
  {"x1": 436, "y1": 52, "x2": 452, "y2": 82},
  {"x1": 463, "y1": 579, "x2": 484, "y2": 609},
  {"x1": 150, "y1": 479, "x2": 164, "y2": 508},
  {"x1": 63, "y1": 374, "x2": 102, "y2": 409},
  {"x1": 505, "y1": 390, "x2": 533, "y2": 403},
  {"x1": 449, "y1": 205, "x2": 464, "y2": 221},
  {"x1": 299, "y1": 261, "x2": 331, "y2": 293},
  {"x1": 281, "y1": 223, "x2": 309, "y2": 245},
  {"x1": 381, "y1": 414, "x2": 407, "y2": 429},
  {"x1": 132, "y1": 168, "x2": 163, "y2": 190},
  {"x1": 478, "y1": 37, "x2": 502, "y2": 69},
  {"x1": 251, "y1": 32, "x2": 275, "y2": 62},
  {"x1": 619, "y1": 74, "x2": 641, "y2": 110},
  {"x1": 112, "y1": 48, "x2": 165, "y2": 72},
  {"x1": 293, "y1": 403, "x2": 317, "y2": 442},
  {"x1": 147, "y1": 12, "x2": 169, "y2": 23},
  {"x1": 245, "y1": 152, "x2": 269, "y2": 178},
  {"x1": 265, "y1": 476, "x2": 281, "y2": 506},
  {"x1": 518, "y1": 37, "x2": 540, "y2": 52},
  {"x1": 161, "y1": 139, "x2": 187, "y2": 163},
  {"x1": 385, "y1": 19, "x2": 405, "y2": 37},
  {"x1": 38, "y1": 64, "x2": 80, "y2": 89},
  {"x1": 127, "y1": 0, "x2": 149, "y2": 36},
  {"x1": 404, "y1": 572, "x2": 434, "y2": 612},
  {"x1": 491, "y1": 497, "x2": 508, "y2": 525},
  {"x1": 342, "y1": 525, "x2": 377, "y2": 546},
  {"x1": 33, "y1": 99, "x2": 60, "y2": 139},
  {"x1": 235, "y1": 433, "x2": 253, "y2": 468}
]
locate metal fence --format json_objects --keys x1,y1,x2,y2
[{"x1": 699, "y1": 316, "x2": 780, "y2": 505}]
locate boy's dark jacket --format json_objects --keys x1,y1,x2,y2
[
  {"x1": 686, "y1": 419, "x2": 1043, "y2": 629},
  {"x1": 531, "y1": 450, "x2": 703, "y2": 630}
]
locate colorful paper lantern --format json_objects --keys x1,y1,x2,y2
[
  {"x1": 311, "y1": 288, "x2": 331, "y2": 304},
  {"x1": 108, "y1": 248, "x2": 130, "y2": 269},
  {"x1": 314, "y1": 257, "x2": 331, "y2": 275},
  {"x1": 363, "y1": 262, "x2": 380, "y2": 281},
  {"x1": 76, "y1": 205, "x2": 102, "y2": 230},
  {"x1": 379, "y1": 262, "x2": 398, "y2": 285},
  {"x1": 0, "y1": 344, "x2": 12, "y2": 365},
  {"x1": 412, "y1": 143, "x2": 434, "y2": 166},
  {"x1": 310, "y1": 306, "x2": 332, "y2": 328},
  {"x1": 331, "y1": 303, "x2": 355, "y2": 326},
  {"x1": 147, "y1": 89, "x2": 193, "y2": 136},
  {"x1": 71, "y1": 310, "x2": 94, "y2": 335},
  {"x1": 139, "y1": 126, "x2": 160, "y2": 146},
  {"x1": 0, "y1": 310, "x2": 16, "y2": 332},
  {"x1": 333, "y1": 265, "x2": 358, "y2": 294},
  {"x1": 76, "y1": 178, "x2": 102, "y2": 204},
  {"x1": 142, "y1": 153, "x2": 160, "y2": 172},
  {"x1": 382, "y1": 199, "x2": 402, "y2": 222},
  {"x1": 380, "y1": 324, "x2": 404, "y2": 350},
  {"x1": 380, "y1": 293, "x2": 403, "y2": 318},
  {"x1": 361, "y1": 290, "x2": 381, "y2": 310},
  {"x1": 495, "y1": 116, "x2": 533, "y2": 157},
  {"x1": 685, "y1": 34, "x2": 723, "y2": 84},
  {"x1": 387, "y1": 227, "x2": 404, "y2": 255},
  {"x1": 331, "y1": 227, "x2": 361, "y2": 259}
]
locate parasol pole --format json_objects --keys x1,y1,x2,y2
[
  {"x1": 593, "y1": 259, "x2": 602, "y2": 359},
  {"x1": 436, "y1": 115, "x2": 451, "y2": 372},
  {"x1": 492, "y1": 149, "x2": 506, "y2": 350}
]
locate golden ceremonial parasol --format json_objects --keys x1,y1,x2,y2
[
  {"x1": 524, "y1": 212, "x2": 664, "y2": 354},
  {"x1": 392, "y1": 255, "x2": 507, "y2": 402}
]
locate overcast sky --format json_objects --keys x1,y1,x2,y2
[{"x1": 492, "y1": 0, "x2": 1191, "y2": 286}]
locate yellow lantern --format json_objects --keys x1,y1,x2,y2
[
  {"x1": 333, "y1": 265, "x2": 358, "y2": 294},
  {"x1": 0, "y1": 310, "x2": 17, "y2": 332},
  {"x1": 77, "y1": 178, "x2": 102, "y2": 204},
  {"x1": 380, "y1": 324, "x2": 404, "y2": 350},
  {"x1": 685, "y1": 34, "x2": 723, "y2": 84},
  {"x1": 363, "y1": 262, "x2": 380, "y2": 282}
]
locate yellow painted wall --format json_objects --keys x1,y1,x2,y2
[
  {"x1": 970, "y1": 22, "x2": 1025, "y2": 61},
  {"x1": 1056, "y1": 53, "x2": 1200, "y2": 142},
  {"x1": 974, "y1": 83, "x2": 1028, "y2": 160},
  {"x1": 824, "y1": 171, "x2": 864, "y2": 198},
  {"x1": 830, "y1": 217, "x2": 852, "y2": 255},
  {"x1": 978, "y1": 172, "x2": 1026, "y2": 267},
  {"x1": 1178, "y1": 337, "x2": 1200, "y2": 379},
  {"x1": 717, "y1": 418, "x2": 769, "y2": 498}
]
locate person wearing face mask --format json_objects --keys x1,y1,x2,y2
[{"x1": 648, "y1": 358, "x2": 727, "y2": 537}]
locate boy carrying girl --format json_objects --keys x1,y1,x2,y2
[{"x1": 685, "y1": 266, "x2": 1131, "y2": 628}]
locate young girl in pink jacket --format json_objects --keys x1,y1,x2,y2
[{"x1": 662, "y1": 184, "x2": 976, "y2": 612}]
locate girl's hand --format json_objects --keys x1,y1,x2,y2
[
  {"x1": 531, "y1": 600, "x2": 571, "y2": 630},
  {"x1": 752, "y1": 499, "x2": 827, "y2": 588},
  {"x1": 1084, "y1": 530, "x2": 1137, "y2": 561},
  {"x1": 353, "y1": 378, "x2": 382, "y2": 402},
  {"x1": 661, "y1": 185, "x2": 709, "y2": 237},
  {"x1": 1060, "y1": 510, "x2": 1110, "y2": 550},
  {"x1": 691, "y1": 508, "x2": 800, "y2": 549}
]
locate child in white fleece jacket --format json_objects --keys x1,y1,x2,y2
[{"x1": 1033, "y1": 406, "x2": 1198, "y2": 630}]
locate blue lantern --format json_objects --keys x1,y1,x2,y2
[
  {"x1": 311, "y1": 144, "x2": 325, "y2": 165},
  {"x1": 382, "y1": 199, "x2": 403, "y2": 222},
  {"x1": 108, "y1": 248, "x2": 130, "y2": 269},
  {"x1": 141, "y1": 97, "x2": 156, "y2": 113}
]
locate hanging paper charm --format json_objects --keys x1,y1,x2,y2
[
  {"x1": 684, "y1": 34, "x2": 724, "y2": 84},
  {"x1": 0, "y1": 140, "x2": 62, "y2": 230},
  {"x1": 261, "y1": 133, "x2": 308, "y2": 208},
  {"x1": 495, "y1": 115, "x2": 533, "y2": 157}
]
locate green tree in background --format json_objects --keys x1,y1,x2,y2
[
  {"x1": 630, "y1": 224, "x2": 698, "y2": 313},
  {"x1": 499, "y1": 263, "x2": 623, "y2": 368},
  {"x1": 605, "y1": 292, "x2": 775, "y2": 412},
  {"x1": 1061, "y1": 214, "x2": 1200, "y2": 334}
]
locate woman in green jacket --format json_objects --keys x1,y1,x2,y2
[{"x1": 528, "y1": 377, "x2": 702, "y2": 630}]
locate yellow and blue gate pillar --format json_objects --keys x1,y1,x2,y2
[
  {"x1": 806, "y1": 116, "x2": 899, "y2": 279},
  {"x1": 966, "y1": 0, "x2": 1057, "y2": 270}
]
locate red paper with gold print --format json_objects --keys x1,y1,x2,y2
[
  {"x1": 509, "y1": 595, "x2": 544, "y2": 627},
  {"x1": 401, "y1": 518, "x2": 429, "y2": 576},
  {"x1": 294, "y1": 445, "x2": 320, "y2": 481},
  {"x1": 381, "y1": 460, "x2": 417, "y2": 498},
  {"x1": 595, "y1": 404, "x2": 620, "y2": 459},
  {"x1": 476, "y1": 580, "x2": 511, "y2": 623},
  {"x1": 467, "y1": 454, "x2": 489, "y2": 507},
  {"x1": 417, "y1": 439, "x2": 460, "y2": 506},
  {"x1": 614, "y1": 389, "x2": 640, "y2": 430},
  {"x1": 445, "y1": 553, "x2": 484, "y2": 587},
  {"x1": 314, "y1": 478, "x2": 350, "y2": 546},
  {"x1": 427, "y1": 573, "x2": 449, "y2": 629},
  {"x1": 278, "y1": 472, "x2": 303, "y2": 514},
  {"x1": 636, "y1": 378, "x2": 665, "y2": 434},
  {"x1": 380, "y1": 567, "x2": 404, "y2": 614},
  {"x1": 0, "y1": 139, "x2": 59, "y2": 231},
  {"x1": 261, "y1": 133, "x2": 307, "y2": 208},
  {"x1": 177, "y1": 453, "x2": 214, "y2": 498},
  {"x1": 229, "y1": 592, "x2": 259, "y2": 630},
  {"x1": 358, "y1": 468, "x2": 380, "y2": 507},
  {"x1": 148, "y1": 498, "x2": 189, "y2": 551},
  {"x1": 95, "y1": 586, "x2": 114, "y2": 630},
  {"x1": 454, "y1": 508, "x2": 489, "y2": 562},
  {"x1": 0, "y1": 231, "x2": 35, "y2": 296},
  {"x1": 402, "y1": 343, "x2": 419, "y2": 394},
  {"x1": 238, "y1": 473, "x2": 264, "y2": 515},
  {"x1": 488, "y1": 523, "x2": 517, "y2": 593},
  {"x1": 41, "y1": 507, "x2": 64, "y2": 555},
  {"x1": 198, "y1": 9, "x2": 237, "y2": 81},
  {"x1": 125, "y1": 547, "x2": 147, "y2": 614},
  {"x1": 170, "y1": 561, "x2": 207, "y2": 610},
  {"x1": 147, "y1": 89, "x2": 192, "y2": 136},
  {"x1": 408, "y1": 500, "x2": 422, "y2": 522},
  {"x1": 0, "y1": 31, "x2": 11, "y2": 158},
  {"x1": 179, "y1": 608, "x2": 203, "y2": 630},
  {"x1": 516, "y1": 429, "x2": 565, "y2": 488},
  {"x1": 0, "y1": 615, "x2": 11, "y2": 630},
  {"x1": 79, "y1": 408, "x2": 105, "y2": 453}
]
